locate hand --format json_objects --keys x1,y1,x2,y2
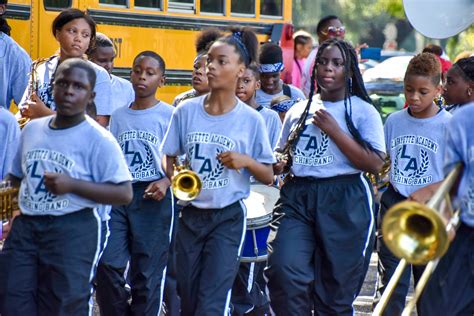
[
  {"x1": 408, "y1": 186, "x2": 434, "y2": 204},
  {"x1": 2, "y1": 210, "x2": 20, "y2": 240},
  {"x1": 144, "y1": 177, "x2": 171, "y2": 201},
  {"x1": 273, "y1": 160, "x2": 288, "y2": 175},
  {"x1": 312, "y1": 109, "x2": 341, "y2": 136},
  {"x1": 24, "y1": 93, "x2": 54, "y2": 119},
  {"x1": 355, "y1": 43, "x2": 369, "y2": 55},
  {"x1": 217, "y1": 151, "x2": 250, "y2": 171},
  {"x1": 43, "y1": 172, "x2": 75, "y2": 195}
]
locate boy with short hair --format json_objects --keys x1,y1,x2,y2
[{"x1": 0, "y1": 58, "x2": 133, "y2": 315}]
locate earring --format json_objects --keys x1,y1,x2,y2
[{"x1": 468, "y1": 89, "x2": 472, "y2": 96}]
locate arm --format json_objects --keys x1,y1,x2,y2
[
  {"x1": 96, "y1": 115, "x2": 110, "y2": 128},
  {"x1": 43, "y1": 172, "x2": 133, "y2": 205},
  {"x1": 218, "y1": 152, "x2": 274, "y2": 185},
  {"x1": 313, "y1": 109, "x2": 385, "y2": 174},
  {"x1": 408, "y1": 181, "x2": 442, "y2": 204},
  {"x1": 162, "y1": 155, "x2": 176, "y2": 180}
]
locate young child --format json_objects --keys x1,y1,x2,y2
[
  {"x1": 88, "y1": 32, "x2": 135, "y2": 112},
  {"x1": 172, "y1": 28, "x2": 222, "y2": 106},
  {"x1": 375, "y1": 53, "x2": 452, "y2": 315},
  {"x1": 266, "y1": 39, "x2": 385, "y2": 315},
  {"x1": 255, "y1": 42, "x2": 305, "y2": 108},
  {"x1": 417, "y1": 101, "x2": 474, "y2": 316},
  {"x1": 0, "y1": 58, "x2": 132, "y2": 315},
  {"x1": 19, "y1": 8, "x2": 113, "y2": 127},
  {"x1": 95, "y1": 51, "x2": 174, "y2": 316},
  {"x1": 236, "y1": 62, "x2": 282, "y2": 149},
  {"x1": 161, "y1": 27, "x2": 275, "y2": 315},
  {"x1": 443, "y1": 56, "x2": 474, "y2": 113},
  {"x1": 231, "y1": 62, "x2": 281, "y2": 316},
  {"x1": 291, "y1": 30, "x2": 313, "y2": 90},
  {"x1": 270, "y1": 94, "x2": 300, "y2": 123}
]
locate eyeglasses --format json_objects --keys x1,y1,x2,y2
[{"x1": 320, "y1": 26, "x2": 346, "y2": 37}]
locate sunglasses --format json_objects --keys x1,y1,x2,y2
[{"x1": 320, "y1": 26, "x2": 346, "y2": 37}]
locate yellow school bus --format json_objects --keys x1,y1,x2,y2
[{"x1": 6, "y1": 0, "x2": 292, "y2": 103}]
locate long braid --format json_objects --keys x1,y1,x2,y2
[{"x1": 279, "y1": 47, "x2": 318, "y2": 168}]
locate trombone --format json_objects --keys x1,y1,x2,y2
[
  {"x1": 373, "y1": 163, "x2": 462, "y2": 316},
  {"x1": 1, "y1": 181, "x2": 19, "y2": 223}
]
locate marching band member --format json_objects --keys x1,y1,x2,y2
[
  {"x1": 266, "y1": 39, "x2": 385, "y2": 315},
  {"x1": 161, "y1": 27, "x2": 275, "y2": 315},
  {"x1": 172, "y1": 28, "x2": 222, "y2": 107},
  {"x1": 96, "y1": 51, "x2": 174, "y2": 316},
  {"x1": 417, "y1": 103, "x2": 474, "y2": 316},
  {"x1": 88, "y1": 32, "x2": 135, "y2": 113},
  {"x1": 443, "y1": 56, "x2": 474, "y2": 113},
  {"x1": 0, "y1": 58, "x2": 132, "y2": 315},
  {"x1": 256, "y1": 43, "x2": 305, "y2": 108},
  {"x1": 375, "y1": 52, "x2": 452, "y2": 315},
  {"x1": 232, "y1": 62, "x2": 281, "y2": 315},
  {"x1": 18, "y1": 9, "x2": 113, "y2": 127}
]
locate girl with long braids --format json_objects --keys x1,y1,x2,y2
[
  {"x1": 443, "y1": 56, "x2": 474, "y2": 113},
  {"x1": 161, "y1": 27, "x2": 274, "y2": 315},
  {"x1": 266, "y1": 39, "x2": 386, "y2": 315}
]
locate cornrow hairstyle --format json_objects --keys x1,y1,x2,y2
[
  {"x1": 282, "y1": 39, "x2": 382, "y2": 168},
  {"x1": 259, "y1": 42, "x2": 283, "y2": 65},
  {"x1": 316, "y1": 15, "x2": 341, "y2": 35},
  {"x1": 52, "y1": 9, "x2": 96, "y2": 50},
  {"x1": 405, "y1": 52, "x2": 441, "y2": 86},
  {"x1": 94, "y1": 32, "x2": 114, "y2": 48},
  {"x1": 195, "y1": 28, "x2": 223, "y2": 54},
  {"x1": 134, "y1": 50, "x2": 166, "y2": 74},
  {"x1": 216, "y1": 26, "x2": 258, "y2": 67},
  {"x1": 453, "y1": 56, "x2": 474, "y2": 82}
]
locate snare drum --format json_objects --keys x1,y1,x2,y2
[{"x1": 241, "y1": 183, "x2": 280, "y2": 262}]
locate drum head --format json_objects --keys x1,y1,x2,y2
[{"x1": 243, "y1": 183, "x2": 280, "y2": 220}]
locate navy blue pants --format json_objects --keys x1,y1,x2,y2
[
  {"x1": 266, "y1": 174, "x2": 375, "y2": 315},
  {"x1": 0, "y1": 208, "x2": 103, "y2": 316},
  {"x1": 177, "y1": 201, "x2": 246, "y2": 316},
  {"x1": 163, "y1": 204, "x2": 181, "y2": 316},
  {"x1": 231, "y1": 261, "x2": 269, "y2": 316},
  {"x1": 96, "y1": 182, "x2": 174, "y2": 316},
  {"x1": 418, "y1": 222, "x2": 474, "y2": 315},
  {"x1": 375, "y1": 184, "x2": 424, "y2": 316}
]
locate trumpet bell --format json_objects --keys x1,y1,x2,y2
[
  {"x1": 382, "y1": 201, "x2": 450, "y2": 265},
  {"x1": 171, "y1": 169, "x2": 202, "y2": 201}
]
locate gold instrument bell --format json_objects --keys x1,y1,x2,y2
[
  {"x1": 171, "y1": 165, "x2": 202, "y2": 201},
  {"x1": 0, "y1": 181, "x2": 19, "y2": 222}
]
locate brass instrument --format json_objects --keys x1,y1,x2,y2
[
  {"x1": 367, "y1": 156, "x2": 391, "y2": 190},
  {"x1": 0, "y1": 181, "x2": 19, "y2": 223},
  {"x1": 171, "y1": 165, "x2": 202, "y2": 202},
  {"x1": 373, "y1": 163, "x2": 462, "y2": 315},
  {"x1": 17, "y1": 58, "x2": 48, "y2": 129}
]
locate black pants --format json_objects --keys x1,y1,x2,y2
[
  {"x1": 96, "y1": 182, "x2": 174, "y2": 316},
  {"x1": 375, "y1": 184, "x2": 424, "y2": 316},
  {"x1": 266, "y1": 174, "x2": 375, "y2": 315},
  {"x1": 0, "y1": 208, "x2": 102, "y2": 316},
  {"x1": 163, "y1": 204, "x2": 181, "y2": 316},
  {"x1": 418, "y1": 222, "x2": 474, "y2": 315},
  {"x1": 177, "y1": 201, "x2": 246, "y2": 316}
]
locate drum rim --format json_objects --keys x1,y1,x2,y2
[{"x1": 246, "y1": 212, "x2": 273, "y2": 229}]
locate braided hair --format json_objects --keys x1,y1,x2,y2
[
  {"x1": 281, "y1": 39, "x2": 381, "y2": 168},
  {"x1": 454, "y1": 56, "x2": 474, "y2": 82}
]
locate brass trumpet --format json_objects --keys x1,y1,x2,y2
[
  {"x1": 373, "y1": 163, "x2": 462, "y2": 315},
  {"x1": 171, "y1": 165, "x2": 202, "y2": 202},
  {"x1": 0, "y1": 181, "x2": 19, "y2": 222},
  {"x1": 367, "y1": 156, "x2": 391, "y2": 190}
]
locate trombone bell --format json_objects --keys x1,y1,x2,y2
[
  {"x1": 382, "y1": 201, "x2": 449, "y2": 265},
  {"x1": 171, "y1": 169, "x2": 202, "y2": 201}
]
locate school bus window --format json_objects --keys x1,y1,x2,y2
[
  {"x1": 231, "y1": 0, "x2": 255, "y2": 15},
  {"x1": 135, "y1": 0, "x2": 161, "y2": 9},
  {"x1": 260, "y1": 0, "x2": 282, "y2": 16},
  {"x1": 99, "y1": 0, "x2": 128, "y2": 6},
  {"x1": 169, "y1": 0, "x2": 194, "y2": 10},
  {"x1": 43, "y1": 0, "x2": 72, "y2": 10},
  {"x1": 201, "y1": 0, "x2": 224, "y2": 14}
]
